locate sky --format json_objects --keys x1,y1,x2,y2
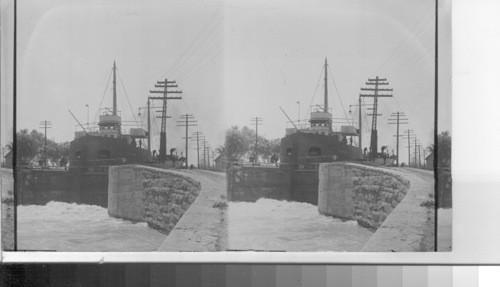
[{"x1": 2, "y1": 0, "x2": 451, "y2": 165}]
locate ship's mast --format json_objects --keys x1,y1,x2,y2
[
  {"x1": 324, "y1": 58, "x2": 328, "y2": 113},
  {"x1": 113, "y1": 61, "x2": 117, "y2": 116}
]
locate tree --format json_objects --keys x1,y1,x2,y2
[
  {"x1": 255, "y1": 137, "x2": 280, "y2": 159},
  {"x1": 9, "y1": 129, "x2": 71, "y2": 165},
  {"x1": 427, "y1": 131, "x2": 451, "y2": 168},
  {"x1": 224, "y1": 126, "x2": 253, "y2": 160},
  {"x1": 46, "y1": 141, "x2": 70, "y2": 163},
  {"x1": 10, "y1": 129, "x2": 39, "y2": 165},
  {"x1": 223, "y1": 126, "x2": 280, "y2": 162}
]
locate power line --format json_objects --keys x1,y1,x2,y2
[
  {"x1": 373, "y1": 6, "x2": 434, "y2": 76},
  {"x1": 177, "y1": 37, "x2": 224, "y2": 81},
  {"x1": 165, "y1": 14, "x2": 224, "y2": 79},
  {"x1": 160, "y1": 9, "x2": 223, "y2": 79}
]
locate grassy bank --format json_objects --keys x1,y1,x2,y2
[{"x1": 1, "y1": 168, "x2": 14, "y2": 251}]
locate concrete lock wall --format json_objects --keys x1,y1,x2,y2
[
  {"x1": 108, "y1": 165, "x2": 201, "y2": 234},
  {"x1": 16, "y1": 168, "x2": 109, "y2": 207},
  {"x1": 318, "y1": 163, "x2": 411, "y2": 231},
  {"x1": 290, "y1": 170, "x2": 320, "y2": 205},
  {"x1": 16, "y1": 169, "x2": 74, "y2": 205},
  {"x1": 227, "y1": 166, "x2": 291, "y2": 202}
]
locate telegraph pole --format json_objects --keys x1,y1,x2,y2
[
  {"x1": 139, "y1": 99, "x2": 157, "y2": 152},
  {"x1": 202, "y1": 139, "x2": 207, "y2": 168},
  {"x1": 423, "y1": 149, "x2": 427, "y2": 167},
  {"x1": 418, "y1": 144, "x2": 422, "y2": 167},
  {"x1": 202, "y1": 140, "x2": 210, "y2": 168},
  {"x1": 402, "y1": 129, "x2": 415, "y2": 166},
  {"x1": 360, "y1": 77, "x2": 393, "y2": 160},
  {"x1": 205, "y1": 146, "x2": 211, "y2": 168},
  {"x1": 414, "y1": 138, "x2": 418, "y2": 167},
  {"x1": 149, "y1": 79, "x2": 182, "y2": 163},
  {"x1": 177, "y1": 114, "x2": 197, "y2": 168},
  {"x1": 350, "y1": 101, "x2": 372, "y2": 149},
  {"x1": 39, "y1": 120, "x2": 52, "y2": 166},
  {"x1": 250, "y1": 117, "x2": 263, "y2": 162},
  {"x1": 388, "y1": 112, "x2": 408, "y2": 166},
  {"x1": 190, "y1": 131, "x2": 204, "y2": 168}
]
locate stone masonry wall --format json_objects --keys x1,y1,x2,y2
[
  {"x1": 319, "y1": 163, "x2": 410, "y2": 231},
  {"x1": 227, "y1": 166, "x2": 290, "y2": 202},
  {"x1": 108, "y1": 165, "x2": 201, "y2": 234}
]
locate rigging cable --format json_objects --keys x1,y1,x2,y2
[
  {"x1": 327, "y1": 63, "x2": 350, "y2": 125},
  {"x1": 116, "y1": 69, "x2": 139, "y2": 128},
  {"x1": 307, "y1": 66, "x2": 325, "y2": 115},
  {"x1": 92, "y1": 67, "x2": 114, "y2": 124}
]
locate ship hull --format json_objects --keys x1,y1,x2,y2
[
  {"x1": 279, "y1": 132, "x2": 364, "y2": 166},
  {"x1": 69, "y1": 135, "x2": 152, "y2": 171}
]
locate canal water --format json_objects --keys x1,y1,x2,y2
[
  {"x1": 17, "y1": 199, "x2": 373, "y2": 252},
  {"x1": 17, "y1": 202, "x2": 165, "y2": 252},
  {"x1": 227, "y1": 198, "x2": 373, "y2": 251}
]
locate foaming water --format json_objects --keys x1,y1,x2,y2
[
  {"x1": 18, "y1": 202, "x2": 165, "y2": 251},
  {"x1": 227, "y1": 198, "x2": 373, "y2": 251}
]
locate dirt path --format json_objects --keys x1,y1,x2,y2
[
  {"x1": 362, "y1": 167, "x2": 437, "y2": 251},
  {"x1": 157, "y1": 169, "x2": 228, "y2": 251},
  {"x1": 390, "y1": 167, "x2": 452, "y2": 251}
]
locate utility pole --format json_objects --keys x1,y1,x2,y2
[
  {"x1": 402, "y1": 129, "x2": 415, "y2": 166},
  {"x1": 190, "y1": 131, "x2": 204, "y2": 169},
  {"x1": 250, "y1": 117, "x2": 263, "y2": 162},
  {"x1": 212, "y1": 150, "x2": 216, "y2": 168},
  {"x1": 149, "y1": 79, "x2": 182, "y2": 163},
  {"x1": 201, "y1": 140, "x2": 210, "y2": 168},
  {"x1": 388, "y1": 112, "x2": 408, "y2": 166},
  {"x1": 349, "y1": 101, "x2": 372, "y2": 149},
  {"x1": 202, "y1": 139, "x2": 207, "y2": 168},
  {"x1": 205, "y1": 146, "x2": 211, "y2": 168},
  {"x1": 360, "y1": 77, "x2": 393, "y2": 160},
  {"x1": 139, "y1": 100, "x2": 156, "y2": 152},
  {"x1": 414, "y1": 138, "x2": 418, "y2": 167},
  {"x1": 418, "y1": 144, "x2": 422, "y2": 167},
  {"x1": 39, "y1": 120, "x2": 52, "y2": 166},
  {"x1": 423, "y1": 149, "x2": 427, "y2": 167},
  {"x1": 177, "y1": 114, "x2": 197, "y2": 168}
]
